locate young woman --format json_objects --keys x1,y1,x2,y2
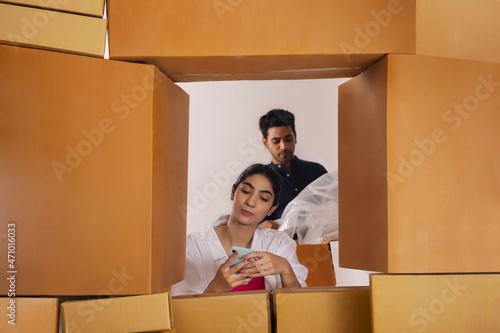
[{"x1": 171, "y1": 163, "x2": 307, "y2": 296}]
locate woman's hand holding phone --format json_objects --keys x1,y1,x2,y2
[
  {"x1": 237, "y1": 251, "x2": 301, "y2": 288},
  {"x1": 204, "y1": 249, "x2": 254, "y2": 293}
]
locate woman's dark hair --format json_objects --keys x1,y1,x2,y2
[
  {"x1": 232, "y1": 164, "x2": 281, "y2": 207},
  {"x1": 259, "y1": 109, "x2": 296, "y2": 139}
]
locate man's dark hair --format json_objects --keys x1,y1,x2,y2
[{"x1": 259, "y1": 109, "x2": 296, "y2": 139}]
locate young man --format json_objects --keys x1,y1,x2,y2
[{"x1": 259, "y1": 109, "x2": 327, "y2": 229}]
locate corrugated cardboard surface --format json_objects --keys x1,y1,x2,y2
[
  {"x1": 108, "y1": 0, "x2": 415, "y2": 81},
  {"x1": 338, "y1": 55, "x2": 389, "y2": 273},
  {"x1": 61, "y1": 293, "x2": 172, "y2": 333},
  {"x1": 339, "y1": 54, "x2": 500, "y2": 273},
  {"x1": 172, "y1": 291, "x2": 272, "y2": 332},
  {"x1": 276, "y1": 287, "x2": 371, "y2": 333},
  {"x1": 417, "y1": 0, "x2": 500, "y2": 64},
  {"x1": 296, "y1": 244, "x2": 336, "y2": 287},
  {"x1": 0, "y1": 297, "x2": 58, "y2": 333},
  {"x1": 371, "y1": 274, "x2": 500, "y2": 332},
  {"x1": 0, "y1": 0, "x2": 105, "y2": 17},
  {"x1": 0, "y1": 3, "x2": 106, "y2": 57},
  {"x1": 0, "y1": 44, "x2": 189, "y2": 295}
]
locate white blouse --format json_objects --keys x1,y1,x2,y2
[{"x1": 171, "y1": 216, "x2": 308, "y2": 296}]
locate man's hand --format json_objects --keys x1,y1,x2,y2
[{"x1": 259, "y1": 220, "x2": 279, "y2": 229}]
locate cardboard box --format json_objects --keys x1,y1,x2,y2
[
  {"x1": 276, "y1": 287, "x2": 371, "y2": 332},
  {"x1": 0, "y1": 44, "x2": 189, "y2": 295},
  {"x1": 61, "y1": 293, "x2": 172, "y2": 333},
  {"x1": 0, "y1": 297, "x2": 58, "y2": 332},
  {"x1": 0, "y1": 3, "x2": 106, "y2": 57},
  {"x1": 338, "y1": 54, "x2": 500, "y2": 273},
  {"x1": 296, "y1": 244, "x2": 336, "y2": 287},
  {"x1": 108, "y1": 0, "x2": 415, "y2": 81},
  {"x1": 172, "y1": 291, "x2": 272, "y2": 332},
  {"x1": 417, "y1": 0, "x2": 500, "y2": 64},
  {"x1": 0, "y1": 0, "x2": 105, "y2": 17},
  {"x1": 371, "y1": 274, "x2": 500, "y2": 333}
]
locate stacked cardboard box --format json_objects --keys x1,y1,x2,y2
[
  {"x1": 276, "y1": 287, "x2": 371, "y2": 332},
  {"x1": 172, "y1": 291, "x2": 273, "y2": 333},
  {"x1": 171, "y1": 288, "x2": 371, "y2": 332},
  {"x1": 107, "y1": 0, "x2": 416, "y2": 81},
  {"x1": 417, "y1": 0, "x2": 500, "y2": 64},
  {"x1": 0, "y1": 44, "x2": 189, "y2": 296},
  {"x1": 61, "y1": 293, "x2": 173, "y2": 333},
  {"x1": 338, "y1": 53, "x2": 500, "y2": 330},
  {"x1": 0, "y1": 42, "x2": 188, "y2": 330},
  {"x1": 107, "y1": 0, "x2": 500, "y2": 81},
  {"x1": 371, "y1": 274, "x2": 500, "y2": 332},
  {"x1": 1, "y1": 0, "x2": 105, "y2": 16},
  {"x1": 296, "y1": 244, "x2": 336, "y2": 287},
  {"x1": 0, "y1": 1, "x2": 106, "y2": 56},
  {"x1": 338, "y1": 54, "x2": 500, "y2": 273},
  {"x1": 0, "y1": 297, "x2": 59, "y2": 332},
  {"x1": 3, "y1": 0, "x2": 500, "y2": 330}
]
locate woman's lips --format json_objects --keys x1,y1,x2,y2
[{"x1": 242, "y1": 209, "x2": 253, "y2": 216}]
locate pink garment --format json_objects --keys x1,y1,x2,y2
[{"x1": 228, "y1": 276, "x2": 266, "y2": 292}]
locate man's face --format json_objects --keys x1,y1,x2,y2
[{"x1": 262, "y1": 125, "x2": 296, "y2": 165}]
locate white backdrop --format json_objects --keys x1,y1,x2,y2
[
  {"x1": 176, "y1": 78, "x2": 379, "y2": 286},
  {"x1": 176, "y1": 78, "x2": 349, "y2": 235}
]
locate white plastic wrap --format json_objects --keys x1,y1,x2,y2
[{"x1": 278, "y1": 171, "x2": 338, "y2": 244}]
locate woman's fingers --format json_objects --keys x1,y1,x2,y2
[
  {"x1": 230, "y1": 259, "x2": 251, "y2": 275},
  {"x1": 240, "y1": 252, "x2": 285, "y2": 276},
  {"x1": 223, "y1": 250, "x2": 239, "y2": 268}
]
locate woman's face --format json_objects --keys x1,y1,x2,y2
[{"x1": 231, "y1": 174, "x2": 278, "y2": 226}]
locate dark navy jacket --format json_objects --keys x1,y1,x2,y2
[{"x1": 268, "y1": 156, "x2": 327, "y2": 221}]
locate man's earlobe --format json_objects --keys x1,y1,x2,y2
[{"x1": 262, "y1": 137, "x2": 271, "y2": 149}]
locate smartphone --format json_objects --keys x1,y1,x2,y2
[{"x1": 229, "y1": 246, "x2": 254, "y2": 269}]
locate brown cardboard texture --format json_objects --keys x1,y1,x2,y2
[
  {"x1": 172, "y1": 291, "x2": 272, "y2": 332},
  {"x1": 417, "y1": 0, "x2": 500, "y2": 64},
  {"x1": 108, "y1": 0, "x2": 415, "y2": 82},
  {"x1": 338, "y1": 54, "x2": 500, "y2": 273},
  {"x1": 0, "y1": 297, "x2": 58, "y2": 332},
  {"x1": 61, "y1": 293, "x2": 172, "y2": 333},
  {"x1": 276, "y1": 287, "x2": 371, "y2": 333},
  {"x1": 371, "y1": 274, "x2": 500, "y2": 333},
  {"x1": 296, "y1": 244, "x2": 336, "y2": 287},
  {"x1": 0, "y1": 3, "x2": 106, "y2": 57},
  {"x1": 0, "y1": 0, "x2": 105, "y2": 17},
  {"x1": 0, "y1": 44, "x2": 189, "y2": 295}
]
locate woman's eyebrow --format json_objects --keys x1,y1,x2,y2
[
  {"x1": 242, "y1": 182, "x2": 254, "y2": 189},
  {"x1": 242, "y1": 182, "x2": 273, "y2": 196},
  {"x1": 259, "y1": 190, "x2": 273, "y2": 196}
]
